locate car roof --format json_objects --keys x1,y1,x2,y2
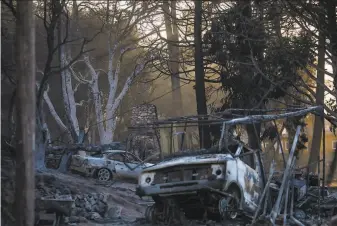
[{"x1": 102, "y1": 150, "x2": 126, "y2": 154}]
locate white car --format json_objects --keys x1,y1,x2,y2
[{"x1": 69, "y1": 150, "x2": 154, "y2": 182}]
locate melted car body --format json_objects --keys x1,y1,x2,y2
[
  {"x1": 69, "y1": 150, "x2": 154, "y2": 181},
  {"x1": 136, "y1": 144, "x2": 264, "y2": 220}
]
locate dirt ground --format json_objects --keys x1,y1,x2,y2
[
  {"x1": 2, "y1": 158, "x2": 334, "y2": 226},
  {"x1": 44, "y1": 171, "x2": 248, "y2": 226},
  {"x1": 42, "y1": 171, "x2": 148, "y2": 223},
  {"x1": 1, "y1": 157, "x2": 246, "y2": 226},
  {"x1": 35, "y1": 171, "x2": 337, "y2": 226}
]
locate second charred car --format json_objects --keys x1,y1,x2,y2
[
  {"x1": 69, "y1": 150, "x2": 154, "y2": 182},
  {"x1": 136, "y1": 142, "x2": 264, "y2": 222}
]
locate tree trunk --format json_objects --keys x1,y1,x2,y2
[
  {"x1": 35, "y1": 109, "x2": 48, "y2": 170},
  {"x1": 194, "y1": 0, "x2": 212, "y2": 149},
  {"x1": 15, "y1": 1, "x2": 36, "y2": 225},
  {"x1": 163, "y1": 1, "x2": 183, "y2": 117},
  {"x1": 58, "y1": 10, "x2": 79, "y2": 142},
  {"x1": 308, "y1": 5, "x2": 326, "y2": 173},
  {"x1": 35, "y1": 123, "x2": 47, "y2": 170},
  {"x1": 171, "y1": 1, "x2": 182, "y2": 114},
  {"x1": 246, "y1": 124, "x2": 261, "y2": 167}
]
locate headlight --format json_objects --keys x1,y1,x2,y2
[
  {"x1": 211, "y1": 164, "x2": 224, "y2": 178},
  {"x1": 145, "y1": 177, "x2": 151, "y2": 183},
  {"x1": 139, "y1": 172, "x2": 155, "y2": 185},
  {"x1": 83, "y1": 159, "x2": 89, "y2": 166}
]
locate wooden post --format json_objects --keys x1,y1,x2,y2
[
  {"x1": 321, "y1": 113, "x2": 326, "y2": 198},
  {"x1": 170, "y1": 123, "x2": 173, "y2": 154},
  {"x1": 15, "y1": 1, "x2": 36, "y2": 225}
]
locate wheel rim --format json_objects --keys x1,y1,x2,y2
[
  {"x1": 98, "y1": 168, "x2": 110, "y2": 181},
  {"x1": 228, "y1": 197, "x2": 238, "y2": 219}
]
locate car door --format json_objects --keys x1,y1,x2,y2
[
  {"x1": 106, "y1": 153, "x2": 129, "y2": 178},
  {"x1": 236, "y1": 148, "x2": 262, "y2": 212},
  {"x1": 122, "y1": 152, "x2": 145, "y2": 179},
  {"x1": 70, "y1": 155, "x2": 86, "y2": 167}
]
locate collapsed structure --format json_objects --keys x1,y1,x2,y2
[{"x1": 130, "y1": 106, "x2": 337, "y2": 225}]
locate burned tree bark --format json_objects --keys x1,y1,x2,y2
[
  {"x1": 308, "y1": 1, "x2": 326, "y2": 174},
  {"x1": 58, "y1": 9, "x2": 80, "y2": 142},
  {"x1": 194, "y1": 0, "x2": 211, "y2": 149},
  {"x1": 163, "y1": 1, "x2": 183, "y2": 116},
  {"x1": 14, "y1": 1, "x2": 36, "y2": 225}
]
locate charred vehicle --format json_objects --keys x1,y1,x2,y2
[
  {"x1": 136, "y1": 143, "x2": 264, "y2": 222},
  {"x1": 69, "y1": 150, "x2": 154, "y2": 182}
]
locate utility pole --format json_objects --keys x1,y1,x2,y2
[
  {"x1": 15, "y1": 1, "x2": 36, "y2": 225},
  {"x1": 194, "y1": 0, "x2": 211, "y2": 149}
]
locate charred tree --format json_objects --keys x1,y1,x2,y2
[
  {"x1": 194, "y1": 0, "x2": 211, "y2": 149},
  {"x1": 308, "y1": 1, "x2": 326, "y2": 174},
  {"x1": 163, "y1": 1, "x2": 183, "y2": 116},
  {"x1": 58, "y1": 8, "x2": 80, "y2": 142},
  {"x1": 14, "y1": 1, "x2": 36, "y2": 225}
]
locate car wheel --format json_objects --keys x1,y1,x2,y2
[
  {"x1": 97, "y1": 168, "x2": 112, "y2": 182},
  {"x1": 227, "y1": 191, "x2": 239, "y2": 219},
  {"x1": 219, "y1": 190, "x2": 240, "y2": 221}
]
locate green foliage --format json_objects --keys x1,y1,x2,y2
[{"x1": 203, "y1": 2, "x2": 315, "y2": 109}]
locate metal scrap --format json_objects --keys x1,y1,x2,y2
[
  {"x1": 269, "y1": 126, "x2": 302, "y2": 224},
  {"x1": 251, "y1": 160, "x2": 275, "y2": 224}
]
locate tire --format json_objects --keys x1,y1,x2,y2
[
  {"x1": 145, "y1": 204, "x2": 157, "y2": 223},
  {"x1": 97, "y1": 168, "x2": 112, "y2": 182},
  {"x1": 219, "y1": 190, "x2": 240, "y2": 221},
  {"x1": 227, "y1": 190, "x2": 240, "y2": 219}
]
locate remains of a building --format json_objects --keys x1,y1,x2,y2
[
  {"x1": 132, "y1": 106, "x2": 337, "y2": 225},
  {"x1": 128, "y1": 104, "x2": 161, "y2": 161}
]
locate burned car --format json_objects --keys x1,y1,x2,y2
[
  {"x1": 136, "y1": 143, "x2": 264, "y2": 222},
  {"x1": 69, "y1": 150, "x2": 154, "y2": 182}
]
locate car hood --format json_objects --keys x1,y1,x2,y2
[
  {"x1": 142, "y1": 153, "x2": 233, "y2": 172},
  {"x1": 142, "y1": 162, "x2": 155, "y2": 168}
]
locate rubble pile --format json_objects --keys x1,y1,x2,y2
[
  {"x1": 35, "y1": 174, "x2": 124, "y2": 224},
  {"x1": 71, "y1": 193, "x2": 108, "y2": 221},
  {"x1": 1, "y1": 160, "x2": 126, "y2": 226},
  {"x1": 292, "y1": 187, "x2": 337, "y2": 224}
]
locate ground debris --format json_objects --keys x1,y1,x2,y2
[{"x1": 1, "y1": 156, "x2": 145, "y2": 226}]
